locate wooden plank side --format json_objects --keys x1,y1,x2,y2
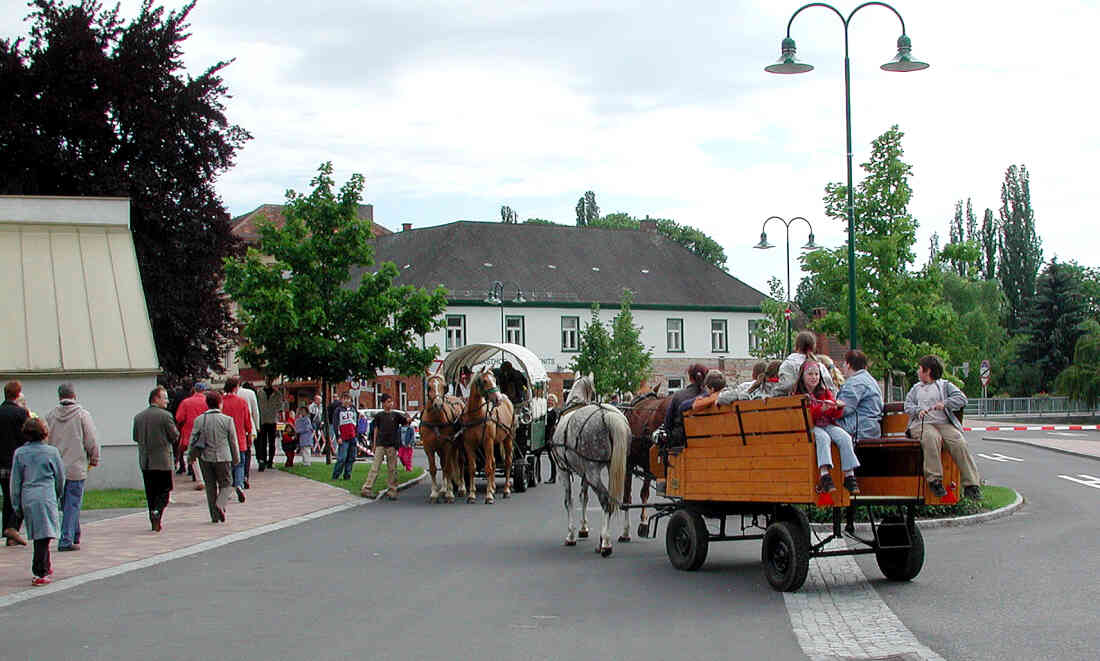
[
  {"x1": 681, "y1": 440, "x2": 812, "y2": 459},
  {"x1": 882, "y1": 412, "x2": 908, "y2": 435},
  {"x1": 685, "y1": 468, "x2": 808, "y2": 484},
  {"x1": 685, "y1": 412, "x2": 741, "y2": 438},
  {"x1": 683, "y1": 455, "x2": 814, "y2": 471},
  {"x1": 682, "y1": 480, "x2": 813, "y2": 499},
  {"x1": 858, "y1": 476, "x2": 923, "y2": 498}
]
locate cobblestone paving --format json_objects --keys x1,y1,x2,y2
[
  {"x1": 783, "y1": 538, "x2": 946, "y2": 661},
  {"x1": 0, "y1": 465, "x2": 359, "y2": 597}
]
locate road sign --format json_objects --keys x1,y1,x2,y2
[{"x1": 980, "y1": 359, "x2": 991, "y2": 387}]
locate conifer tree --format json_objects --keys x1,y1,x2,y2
[{"x1": 997, "y1": 164, "x2": 1043, "y2": 333}]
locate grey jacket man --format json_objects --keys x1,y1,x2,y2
[
  {"x1": 256, "y1": 387, "x2": 283, "y2": 425},
  {"x1": 45, "y1": 399, "x2": 100, "y2": 481},
  {"x1": 133, "y1": 405, "x2": 180, "y2": 471},
  {"x1": 187, "y1": 410, "x2": 240, "y2": 465}
]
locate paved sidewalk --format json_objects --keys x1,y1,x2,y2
[
  {"x1": 968, "y1": 418, "x2": 1100, "y2": 459},
  {"x1": 0, "y1": 466, "x2": 360, "y2": 596}
]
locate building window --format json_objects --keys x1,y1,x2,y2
[
  {"x1": 561, "y1": 316, "x2": 579, "y2": 352},
  {"x1": 667, "y1": 377, "x2": 683, "y2": 393},
  {"x1": 399, "y1": 381, "x2": 408, "y2": 411},
  {"x1": 748, "y1": 319, "x2": 763, "y2": 353},
  {"x1": 505, "y1": 315, "x2": 525, "y2": 345},
  {"x1": 711, "y1": 319, "x2": 728, "y2": 353},
  {"x1": 446, "y1": 315, "x2": 466, "y2": 351},
  {"x1": 666, "y1": 318, "x2": 684, "y2": 353}
]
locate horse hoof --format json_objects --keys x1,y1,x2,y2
[
  {"x1": 445, "y1": 497, "x2": 455, "y2": 504},
  {"x1": 564, "y1": 540, "x2": 577, "y2": 547},
  {"x1": 466, "y1": 496, "x2": 476, "y2": 504},
  {"x1": 618, "y1": 535, "x2": 631, "y2": 543},
  {"x1": 601, "y1": 547, "x2": 613, "y2": 558},
  {"x1": 637, "y1": 523, "x2": 650, "y2": 537},
  {"x1": 502, "y1": 491, "x2": 510, "y2": 499},
  {"x1": 578, "y1": 529, "x2": 589, "y2": 539},
  {"x1": 485, "y1": 498, "x2": 494, "y2": 505}
]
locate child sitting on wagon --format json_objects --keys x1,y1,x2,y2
[{"x1": 794, "y1": 360, "x2": 860, "y2": 495}]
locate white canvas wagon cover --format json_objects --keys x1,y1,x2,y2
[{"x1": 439, "y1": 342, "x2": 548, "y2": 385}]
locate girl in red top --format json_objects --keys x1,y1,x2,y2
[{"x1": 794, "y1": 360, "x2": 860, "y2": 495}]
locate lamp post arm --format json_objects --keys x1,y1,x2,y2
[
  {"x1": 848, "y1": 2, "x2": 908, "y2": 35},
  {"x1": 785, "y1": 3, "x2": 846, "y2": 37}
]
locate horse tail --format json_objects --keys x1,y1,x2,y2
[{"x1": 607, "y1": 409, "x2": 630, "y2": 513}]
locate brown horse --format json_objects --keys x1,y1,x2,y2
[
  {"x1": 622, "y1": 392, "x2": 672, "y2": 538},
  {"x1": 461, "y1": 368, "x2": 515, "y2": 504},
  {"x1": 421, "y1": 374, "x2": 466, "y2": 503}
]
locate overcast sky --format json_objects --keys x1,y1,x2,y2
[{"x1": 3, "y1": 1, "x2": 1096, "y2": 295}]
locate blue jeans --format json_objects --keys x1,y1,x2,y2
[
  {"x1": 813, "y1": 425, "x2": 860, "y2": 471},
  {"x1": 59, "y1": 479, "x2": 85, "y2": 549},
  {"x1": 233, "y1": 449, "x2": 251, "y2": 488},
  {"x1": 332, "y1": 440, "x2": 356, "y2": 479}
]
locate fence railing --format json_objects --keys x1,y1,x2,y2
[{"x1": 964, "y1": 396, "x2": 1096, "y2": 417}]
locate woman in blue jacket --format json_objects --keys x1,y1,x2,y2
[{"x1": 11, "y1": 417, "x2": 65, "y2": 585}]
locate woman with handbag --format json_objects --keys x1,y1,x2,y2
[
  {"x1": 904, "y1": 354, "x2": 982, "y2": 501},
  {"x1": 187, "y1": 391, "x2": 240, "y2": 523}
]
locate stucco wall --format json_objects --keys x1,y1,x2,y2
[{"x1": 16, "y1": 374, "x2": 155, "y2": 489}]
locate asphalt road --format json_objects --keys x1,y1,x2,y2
[
  {"x1": 4, "y1": 435, "x2": 1098, "y2": 661},
  {"x1": 856, "y1": 431, "x2": 1100, "y2": 661}
]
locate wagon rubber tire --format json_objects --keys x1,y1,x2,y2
[
  {"x1": 512, "y1": 457, "x2": 527, "y2": 493},
  {"x1": 527, "y1": 455, "x2": 539, "y2": 489},
  {"x1": 762, "y1": 520, "x2": 810, "y2": 592},
  {"x1": 665, "y1": 509, "x2": 709, "y2": 571},
  {"x1": 875, "y1": 515, "x2": 925, "y2": 581}
]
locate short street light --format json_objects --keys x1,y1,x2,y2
[
  {"x1": 754, "y1": 216, "x2": 819, "y2": 355},
  {"x1": 485, "y1": 280, "x2": 526, "y2": 343},
  {"x1": 765, "y1": 2, "x2": 928, "y2": 349}
]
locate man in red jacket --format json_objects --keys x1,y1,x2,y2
[
  {"x1": 175, "y1": 383, "x2": 208, "y2": 491},
  {"x1": 222, "y1": 378, "x2": 253, "y2": 504}
]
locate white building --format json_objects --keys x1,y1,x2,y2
[
  {"x1": 0, "y1": 196, "x2": 159, "y2": 488},
  {"x1": 359, "y1": 220, "x2": 769, "y2": 398}
]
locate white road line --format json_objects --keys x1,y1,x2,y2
[
  {"x1": 783, "y1": 538, "x2": 946, "y2": 661},
  {"x1": 1057, "y1": 474, "x2": 1100, "y2": 489},
  {"x1": 977, "y1": 453, "x2": 1024, "y2": 462},
  {"x1": 1050, "y1": 432, "x2": 1086, "y2": 437}
]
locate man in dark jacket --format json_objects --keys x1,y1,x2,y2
[
  {"x1": 133, "y1": 386, "x2": 180, "y2": 532},
  {"x1": 360, "y1": 394, "x2": 409, "y2": 500},
  {"x1": 0, "y1": 381, "x2": 30, "y2": 545}
]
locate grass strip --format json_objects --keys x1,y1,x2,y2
[
  {"x1": 279, "y1": 460, "x2": 423, "y2": 496},
  {"x1": 82, "y1": 488, "x2": 147, "y2": 510}
]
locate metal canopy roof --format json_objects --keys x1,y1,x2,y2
[{"x1": 439, "y1": 342, "x2": 548, "y2": 385}]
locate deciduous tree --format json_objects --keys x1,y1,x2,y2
[
  {"x1": 751, "y1": 277, "x2": 791, "y2": 360},
  {"x1": 500, "y1": 205, "x2": 517, "y2": 223},
  {"x1": 1055, "y1": 320, "x2": 1100, "y2": 409},
  {"x1": 0, "y1": 0, "x2": 251, "y2": 388},
  {"x1": 1009, "y1": 258, "x2": 1086, "y2": 394},
  {"x1": 223, "y1": 162, "x2": 448, "y2": 390},
  {"x1": 569, "y1": 304, "x2": 613, "y2": 396}
]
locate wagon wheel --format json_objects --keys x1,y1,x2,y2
[
  {"x1": 874, "y1": 514, "x2": 925, "y2": 581},
  {"x1": 665, "y1": 509, "x2": 709, "y2": 571},
  {"x1": 762, "y1": 520, "x2": 810, "y2": 592},
  {"x1": 512, "y1": 454, "x2": 527, "y2": 493},
  {"x1": 526, "y1": 454, "x2": 539, "y2": 488}
]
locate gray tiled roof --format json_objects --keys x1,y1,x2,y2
[{"x1": 352, "y1": 221, "x2": 766, "y2": 310}]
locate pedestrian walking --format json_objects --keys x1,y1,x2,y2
[
  {"x1": 360, "y1": 394, "x2": 409, "y2": 500},
  {"x1": 11, "y1": 417, "x2": 64, "y2": 586},
  {"x1": 397, "y1": 424, "x2": 415, "y2": 472},
  {"x1": 293, "y1": 407, "x2": 315, "y2": 466},
  {"x1": 330, "y1": 393, "x2": 360, "y2": 480},
  {"x1": 238, "y1": 381, "x2": 261, "y2": 488},
  {"x1": 221, "y1": 378, "x2": 253, "y2": 504},
  {"x1": 255, "y1": 377, "x2": 282, "y2": 471},
  {"x1": 133, "y1": 386, "x2": 179, "y2": 532},
  {"x1": 175, "y1": 383, "x2": 208, "y2": 490},
  {"x1": 1, "y1": 380, "x2": 30, "y2": 546},
  {"x1": 187, "y1": 391, "x2": 240, "y2": 523},
  {"x1": 44, "y1": 383, "x2": 99, "y2": 552}
]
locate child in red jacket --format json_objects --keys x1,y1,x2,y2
[{"x1": 794, "y1": 360, "x2": 860, "y2": 495}]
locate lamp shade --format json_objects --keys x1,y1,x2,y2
[
  {"x1": 765, "y1": 37, "x2": 814, "y2": 74},
  {"x1": 754, "y1": 231, "x2": 775, "y2": 249},
  {"x1": 512, "y1": 291, "x2": 527, "y2": 304},
  {"x1": 801, "y1": 233, "x2": 820, "y2": 251},
  {"x1": 881, "y1": 34, "x2": 929, "y2": 72}
]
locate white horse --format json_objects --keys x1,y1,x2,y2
[{"x1": 550, "y1": 376, "x2": 630, "y2": 557}]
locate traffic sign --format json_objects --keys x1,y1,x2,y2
[{"x1": 980, "y1": 360, "x2": 991, "y2": 387}]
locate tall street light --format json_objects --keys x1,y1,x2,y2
[
  {"x1": 754, "y1": 216, "x2": 820, "y2": 355},
  {"x1": 765, "y1": 2, "x2": 928, "y2": 349},
  {"x1": 485, "y1": 280, "x2": 526, "y2": 343}
]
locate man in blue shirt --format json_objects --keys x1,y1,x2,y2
[{"x1": 836, "y1": 350, "x2": 883, "y2": 441}]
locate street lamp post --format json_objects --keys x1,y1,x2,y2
[
  {"x1": 485, "y1": 280, "x2": 526, "y2": 343},
  {"x1": 754, "y1": 216, "x2": 819, "y2": 355},
  {"x1": 765, "y1": 2, "x2": 928, "y2": 349}
]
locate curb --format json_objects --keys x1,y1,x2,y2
[
  {"x1": 0, "y1": 469, "x2": 428, "y2": 611},
  {"x1": 810, "y1": 489, "x2": 1024, "y2": 533},
  {"x1": 982, "y1": 436, "x2": 1100, "y2": 462}
]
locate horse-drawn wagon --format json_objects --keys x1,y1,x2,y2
[
  {"x1": 438, "y1": 342, "x2": 549, "y2": 496},
  {"x1": 645, "y1": 395, "x2": 961, "y2": 591}
]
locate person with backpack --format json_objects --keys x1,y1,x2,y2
[
  {"x1": 330, "y1": 393, "x2": 360, "y2": 480},
  {"x1": 904, "y1": 354, "x2": 981, "y2": 501}
]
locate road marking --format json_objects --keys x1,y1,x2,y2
[
  {"x1": 783, "y1": 538, "x2": 946, "y2": 661},
  {"x1": 1057, "y1": 474, "x2": 1100, "y2": 489},
  {"x1": 977, "y1": 453, "x2": 1024, "y2": 462},
  {"x1": 1050, "y1": 432, "x2": 1086, "y2": 437}
]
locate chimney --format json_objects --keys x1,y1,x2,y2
[
  {"x1": 402, "y1": 222, "x2": 412, "y2": 232},
  {"x1": 639, "y1": 217, "x2": 657, "y2": 233}
]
